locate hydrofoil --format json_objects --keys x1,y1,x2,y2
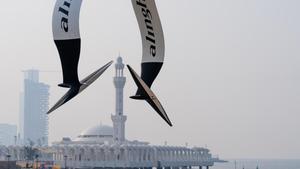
[
  {"x1": 47, "y1": 61, "x2": 113, "y2": 114},
  {"x1": 127, "y1": 65, "x2": 173, "y2": 127}
]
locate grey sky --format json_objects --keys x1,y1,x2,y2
[{"x1": 0, "y1": 0, "x2": 299, "y2": 159}]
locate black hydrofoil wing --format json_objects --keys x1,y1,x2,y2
[
  {"x1": 49, "y1": 0, "x2": 112, "y2": 114},
  {"x1": 47, "y1": 61, "x2": 113, "y2": 114},
  {"x1": 130, "y1": 0, "x2": 172, "y2": 126},
  {"x1": 127, "y1": 65, "x2": 172, "y2": 127}
]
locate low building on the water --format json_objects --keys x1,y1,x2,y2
[
  {"x1": 0, "y1": 56, "x2": 223, "y2": 169},
  {"x1": 51, "y1": 124, "x2": 216, "y2": 169},
  {"x1": 50, "y1": 56, "x2": 222, "y2": 169}
]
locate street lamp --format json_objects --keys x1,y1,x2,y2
[
  {"x1": 6, "y1": 154, "x2": 11, "y2": 169},
  {"x1": 64, "y1": 155, "x2": 68, "y2": 169}
]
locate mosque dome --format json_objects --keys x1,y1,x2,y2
[{"x1": 74, "y1": 124, "x2": 114, "y2": 143}]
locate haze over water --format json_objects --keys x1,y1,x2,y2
[{"x1": 210, "y1": 159, "x2": 300, "y2": 169}]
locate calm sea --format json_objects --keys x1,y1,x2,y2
[{"x1": 194, "y1": 159, "x2": 300, "y2": 169}]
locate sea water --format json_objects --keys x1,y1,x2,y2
[{"x1": 194, "y1": 159, "x2": 300, "y2": 169}]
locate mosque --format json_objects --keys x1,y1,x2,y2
[
  {"x1": 1, "y1": 57, "x2": 222, "y2": 169},
  {"x1": 49, "y1": 57, "x2": 222, "y2": 169}
]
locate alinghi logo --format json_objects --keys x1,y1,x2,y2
[
  {"x1": 58, "y1": 0, "x2": 72, "y2": 32},
  {"x1": 136, "y1": 0, "x2": 157, "y2": 57}
]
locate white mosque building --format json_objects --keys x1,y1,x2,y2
[
  {"x1": 1, "y1": 57, "x2": 222, "y2": 169},
  {"x1": 49, "y1": 56, "x2": 222, "y2": 169}
]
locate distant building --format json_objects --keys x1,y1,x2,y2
[
  {"x1": 19, "y1": 92, "x2": 24, "y2": 144},
  {"x1": 20, "y1": 70, "x2": 49, "y2": 146},
  {"x1": 0, "y1": 124, "x2": 17, "y2": 146}
]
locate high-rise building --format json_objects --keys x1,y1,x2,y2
[
  {"x1": 0, "y1": 124, "x2": 17, "y2": 146},
  {"x1": 20, "y1": 70, "x2": 49, "y2": 146}
]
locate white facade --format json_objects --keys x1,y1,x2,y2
[
  {"x1": 112, "y1": 56, "x2": 127, "y2": 142},
  {"x1": 51, "y1": 141, "x2": 215, "y2": 169}
]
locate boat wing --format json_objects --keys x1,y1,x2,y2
[
  {"x1": 52, "y1": 0, "x2": 83, "y2": 86},
  {"x1": 79, "y1": 61, "x2": 113, "y2": 92},
  {"x1": 47, "y1": 61, "x2": 113, "y2": 114},
  {"x1": 127, "y1": 65, "x2": 172, "y2": 127},
  {"x1": 131, "y1": 0, "x2": 165, "y2": 91}
]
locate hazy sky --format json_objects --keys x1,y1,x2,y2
[{"x1": 0, "y1": 0, "x2": 300, "y2": 159}]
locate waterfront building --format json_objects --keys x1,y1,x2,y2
[
  {"x1": 20, "y1": 70, "x2": 49, "y2": 146},
  {"x1": 0, "y1": 124, "x2": 17, "y2": 146},
  {"x1": 1, "y1": 57, "x2": 222, "y2": 168},
  {"x1": 49, "y1": 56, "x2": 221, "y2": 168}
]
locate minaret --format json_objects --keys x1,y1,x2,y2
[{"x1": 111, "y1": 56, "x2": 127, "y2": 142}]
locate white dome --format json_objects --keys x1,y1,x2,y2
[{"x1": 75, "y1": 125, "x2": 114, "y2": 143}]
